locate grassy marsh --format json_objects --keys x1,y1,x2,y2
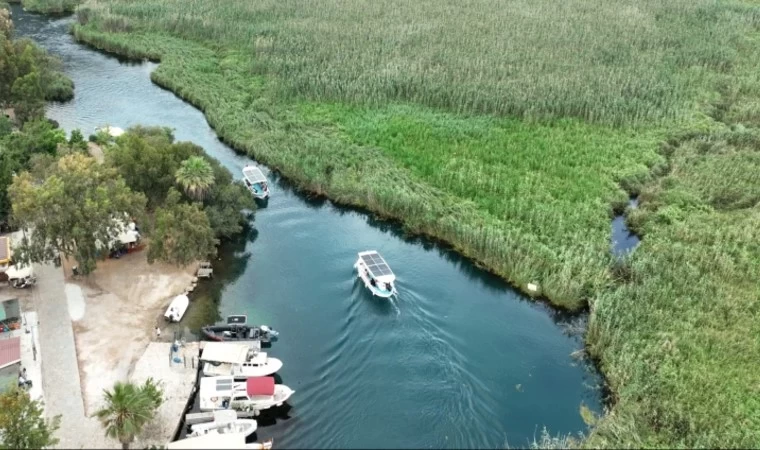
[{"x1": 59, "y1": 0, "x2": 760, "y2": 446}]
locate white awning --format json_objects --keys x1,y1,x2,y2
[
  {"x1": 200, "y1": 342, "x2": 250, "y2": 364},
  {"x1": 167, "y1": 433, "x2": 246, "y2": 450}
]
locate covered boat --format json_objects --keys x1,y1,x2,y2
[
  {"x1": 242, "y1": 165, "x2": 270, "y2": 200},
  {"x1": 188, "y1": 410, "x2": 257, "y2": 438},
  {"x1": 199, "y1": 376, "x2": 294, "y2": 412},
  {"x1": 164, "y1": 294, "x2": 190, "y2": 322},
  {"x1": 201, "y1": 315, "x2": 279, "y2": 343},
  {"x1": 354, "y1": 250, "x2": 397, "y2": 298},
  {"x1": 201, "y1": 342, "x2": 283, "y2": 378}
]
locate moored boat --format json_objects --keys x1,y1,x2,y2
[
  {"x1": 354, "y1": 250, "x2": 397, "y2": 298},
  {"x1": 202, "y1": 342, "x2": 283, "y2": 379},
  {"x1": 243, "y1": 165, "x2": 270, "y2": 200},
  {"x1": 201, "y1": 315, "x2": 279, "y2": 343},
  {"x1": 199, "y1": 376, "x2": 294, "y2": 412},
  {"x1": 188, "y1": 410, "x2": 258, "y2": 438},
  {"x1": 164, "y1": 294, "x2": 190, "y2": 322}
]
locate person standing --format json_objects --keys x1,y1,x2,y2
[{"x1": 155, "y1": 326, "x2": 161, "y2": 339}]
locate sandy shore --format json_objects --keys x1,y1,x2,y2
[{"x1": 65, "y1": 250, "x2": 197, "y2": 414}]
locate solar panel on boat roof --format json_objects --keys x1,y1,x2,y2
[{"x1": 361, "y1": 253, "x2": 393, "y2": 276}]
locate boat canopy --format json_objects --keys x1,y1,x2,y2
[
  {"x1": 167, "y1": 432, "x2": 245, "y2": 450},
  {"x1": 247, "y1": 376, "x2": 275, "y2": 396},
  {"x1": 243, "y1": 166, "x2": 267, "y2": 184},
  {"x1": 201, "y1": 342, "x2": 250, "y2": 364},
  {"x1": 200, "y1": 376, "x2": 235, "y2": 396},
  {"x1": 357, "y1": 250, "x2": 396, "y2": 283}
]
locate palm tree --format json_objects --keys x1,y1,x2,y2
[
  {"x1": 95, "y1": 380, "x2": 163, "y2": 449},
  {"x1": 175, "y1": 156, "x2": 215, "y2": 201}
]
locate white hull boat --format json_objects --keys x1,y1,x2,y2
[
  {"x1": 189, "y1": 410, "x2": 257, "y2": 438},
  {"x1": 164, "y1": 294, "x2": 190, "y2": 322},
  {"x1": 203, "y1": 353, "x2": 283, "y2": 379},
  {"x1": 354, "y1": 250, "x2": 397, "y2": 298},
  {"x1": 200, "y1": 376, "x2": 294, "y2": 412},
  {"x1": 243, "y1": 165, "x2": 270, "y2": 200}
]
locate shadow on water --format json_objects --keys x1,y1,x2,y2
[{"x1": 177, "y1": 223, "x2": 259, "y2": 336}]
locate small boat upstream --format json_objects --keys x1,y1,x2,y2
[
  {"x1": 354, "y1": 250, "x2": 398, "y2": 298},
  {"x1": 242, "y1": 165, "x2": 270, "y2": 200}
]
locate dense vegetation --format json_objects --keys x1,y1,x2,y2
[
  {"x1": 11, "y1": 0, "x2": 79, "y2": 15},
  {"x1": 9, "y1": 125, "x2": 255, "y2": 272},
  {"x1": 27, "y1": 0, "x2": 760, "y2": 446},
  {"x1": 0, "y1": 7, "x2": 74, "y2": 223},
  {"x1": 0, "y1": 387, "x2": 61, "y2": 449}
]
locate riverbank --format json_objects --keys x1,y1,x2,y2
[{"x1": 67, "y1": 1, "x2": 760, "y2": 447}]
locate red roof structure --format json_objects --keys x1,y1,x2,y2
[
  {"x1": 0, "y1": 337, "x2": 21, "y2": 369},
  {"x1": 246, "y1": 376, "x2": 274, "y2": 396}
]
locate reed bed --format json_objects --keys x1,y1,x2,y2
[
  {"x1": 69, "y1": 0, "x2": 760, "y2": 446},
  {"x1": 75, "y1": 0, "x2": 760, "y2": 126}
]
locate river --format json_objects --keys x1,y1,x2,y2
[{"x1": 12, "y1": 6, "x2": 602, "y2": 448}]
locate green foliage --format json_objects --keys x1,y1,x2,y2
[
  {"x1": 585, "y1": 132, "x2": 760, "y2": 448},
  {"x1": 0, "y1": 31, "x2": 73, "y2": 123},
  {"x1": 147, "y1": 188, "x2": 217, "y2": 266},
  {"x1": 175, "y1": 155, "x2": 214, "y2": 201},
  {"x1": 106, "y1": 126, "x2": 253, "y2": 239},
  {"x1": 0, "y1": 119, "x2": 66, "y2": 221},
  {"x1": 22, "y1": 0, "x2": 80, "y2": 15},
  {"x1": 106, "y1": 126, "x2": 200, "y2": 208},
  {"x1": 68, "y1": 128, "x2": 87, "y2": 151},
  {"x1": 0, "y1": 387, "x2": 61, "y2": 449},
  {"x1": 76, "y1": 0, "x2": 760, "y2": 126},
  {"x1": 95, "y1": 379, "x2": 164, "y2": 450},
  {"x1": 9, "y1": 153, "x2": 146, "y2": 274},
  {"x1": 71, "y1": 0, "x2": 760, "y2": 446},
  {"x1": 10, "y1": 71, "x2": 44, "y2": 123}
]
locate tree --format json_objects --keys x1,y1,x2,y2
[
  {"x1": 9, "y1": 153, "x2": 146, "y2": 274},
  {"x1": 175, "y1": 156, "x2": 214, "y2": 201},
  {"x1": 203, "y1": 158, "x2": 255, "y2": 238},
  {"x1": 11, "y1": 70, "x2": 44, "y2": 124},
  {"x1": 147, "y1": 188, "x2": 217, "y2": 266},
  {"x1": 106, "y1": 128, "x2": 200, "y2": 208},
  {"x1": 95, "y1": 379, "x2": 163, "y2": 450},
  {"x1": 0, "y1": 387, "x2": 61, "y2": 449}
]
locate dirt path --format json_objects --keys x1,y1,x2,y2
[{"x1": 67, "y1": 250, "x2": 196, "y2": 414}]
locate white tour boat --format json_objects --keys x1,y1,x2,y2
[
  {"x1": 354, "y1": 250, "x2": 397, "y2": 298},
  {"x1": 199, "y1": 376, "x2": 294, "y2": 412},
  {"x1": 200, "y1": 342, "x2": 283, "y2": 378},
  {"x1": 242, "y1": 165, "x2": 270, "y2": 200},
  {"x1": 164, "y1": 294, "x2": 190, "y2": 322},
  {"x1": 188, "y1": 410, "x2": 257, "y2": 438}
]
